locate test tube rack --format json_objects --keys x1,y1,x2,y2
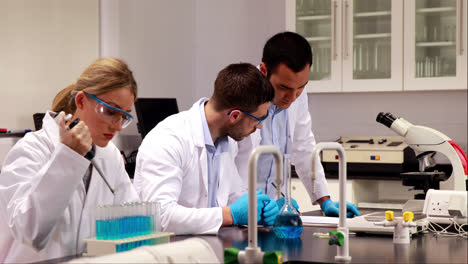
[
  {"x1": 86, "y1": 201, "x2": 169, "y2": 256},
  {"x1": 84, "y1": 232, "x2": 174, "y2": 256}
]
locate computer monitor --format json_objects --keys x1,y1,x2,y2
[
  {"x1": 134, "y1": 98, "x2": 179, "y2": 139},
  {"x1": 33, "y1": 113, "x2": 45, "y2": 130}
]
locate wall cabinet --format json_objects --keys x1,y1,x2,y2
[
  {"x1": 404, "y1": 0, "x2": 467, "y2": 90},
  {"x1": 286, "y1": 0, "x2": 467, "y2": 92}
]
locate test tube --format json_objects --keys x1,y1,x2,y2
[
  {"x1": 358, "y1": 43, "x2": 363, "y2": 72},
  {"x1": 109, "y1": 205, "x2": 115, "y2": 240},
  {"x1": 316, "y1": 47, "x2": 320, "y2": 74},
  {"x1": 425, "y1": 57, "x2": 429, "y2": 77},
  {"x1": 374, "y1": 42, "x2": 379, "y2": 72},
  {"x1": 311, "y1": 47, "x2": 315, "y2": 73},
  {"x1": 353, "y1": 46, "x2": 357, "y2": 71},
  {"x1": 95, "y1": 206, "x2": 101, "y2": 239},
  {"x1": 325, "y1": 47, "x2": 330, "y2": 76},
  {"x1": 130, "y1": 203, "x2": 135, "y2": 236},
  {"x1": 138, "y1": 202, "x2": 144, "y2": 236},
  {"x1": 415, "y1": 60, "x2": 419, "y2": 77},
  {"x1": 431, "y1": 57, "x2": 435, "y2": 77},
  {"x1": 365, "y1": 42, "x2": 370, "y2": 73},
  {"x1": 103, "y1": 205, "x2": 110, "y2": 240},
  {"x1": 154, "y1": 202, "x2": 161, "y2": 232}
]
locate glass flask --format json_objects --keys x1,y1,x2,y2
[{"x1": 273, "y1": 154, "x2": 303, "y2": 239}]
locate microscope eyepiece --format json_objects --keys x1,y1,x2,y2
[{"x1": 376, "y1": 112, "x2": 396, "y2": 128}]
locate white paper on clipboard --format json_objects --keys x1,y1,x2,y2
[{"x1": 301, "y1": 216, "x2": 339, "y2": 226}]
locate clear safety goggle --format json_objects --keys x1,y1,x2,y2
[{"x1": 85, "y1": 92, "x2": 134, "y2": 128}]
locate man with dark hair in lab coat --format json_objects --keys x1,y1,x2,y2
[
  {"x1": 235, "y1": 32, "x2": 361, "y2": 218},
  {"x1": 134, "y1": 63, "x2": 280, "y2": 234}
]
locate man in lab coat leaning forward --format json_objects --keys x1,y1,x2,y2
[
  {"x1": 235, "y1": 32, "x2": 361, "y2": 218},
  {"x1": 134, "y1": 63, "x2": 279, "y2": 234}
]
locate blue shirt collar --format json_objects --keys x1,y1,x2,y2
[
  {"x1": 199, "y1": 99, "x2": 229, "y2": 154},
  {"x1": 270, "y1": 103, "x2": 286, "y2": 115}
]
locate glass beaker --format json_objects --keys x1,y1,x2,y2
[{"x1": 273, "y1": 154, "x2": 303, "y2": 239}]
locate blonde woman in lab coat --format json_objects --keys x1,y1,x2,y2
[
  {"x1": 0, "y1": 58, "x2": 140, "y2": 263},
  {"x1": 134, "y1": 63, "x2": 279, "y2": 235}
]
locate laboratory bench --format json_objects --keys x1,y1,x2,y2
[
  {"x1": 173, "y1": 224, "x2": 467, "y2": 263},
  {"x1": 38, "y1": 211, "x2": 467, "y2": 263}
]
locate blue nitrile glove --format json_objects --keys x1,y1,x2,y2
[
  {"x1": 276, "y1": 197, "x2": 300, "y2": 211},
  {"x1": 229, "y1": 190, "x2": 270, "y2": 225},
  {"x1": 320, "y1": 200, "x2": 361, "y2": 218},
  {"x1": 260, "y1": 198, "x2": 280, "y2": 226}
]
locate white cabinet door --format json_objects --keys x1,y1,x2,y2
[
  {"x1": 342, "y1": 0, "x2": 403, "y2": 92},
  {"x1": 286, "y1": 0, "x2": 342, "y2": 93},
  {"x1": 404, "y1": 0, "x2": 467, "y2": 91},
  {"x1": 287, "y1": 0, "x2": 403, "y2": 92}
]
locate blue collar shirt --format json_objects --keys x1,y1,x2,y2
[
  {"x1": 257, "y1": 103, "x2": 289, "y2": 198},
  {"x1": 199, "y1": 100, "x2": 229, "y2": 207}
]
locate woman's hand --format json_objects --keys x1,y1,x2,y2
[{"x1": 57, "y1": 112, "x2": 92, "y2": 156}]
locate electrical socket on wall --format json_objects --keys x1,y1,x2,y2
[
  {"x1": 426, "y1": 199, "x2": 450, "y2": 217},
  {"x1": 423, "y1": 189, "x2": 467, "y2": 224}
]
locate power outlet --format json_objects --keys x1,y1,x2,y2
[
  {"x1": 426, "y1": 200, "x2": 450, "y2": 217},
  {"x1": 423, "y1": 189, "x2": 468, "y2": 224}
]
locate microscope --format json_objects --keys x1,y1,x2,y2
[{"x1": 376, "y1": 112, "x2": 467, "y2": 195}]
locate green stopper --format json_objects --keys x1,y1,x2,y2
[
  {"x1": 263, "y1": 251, "x2": 283, "y2": 264},
  {"x1": 328, "y1": 231, "x2": 344, "y2": 246},
  {"x1": 224, "y1": 248, "x2": 241, "y2": 264}
]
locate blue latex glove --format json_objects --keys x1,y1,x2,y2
[
  {"x1": 229, "y1": 190, "x2": 271, "y2": 225},
  {"x1": 320, "y1": 199, "x2": 361, "y2": 218},
  {"x1": 276, "y1": 197, "x2": 300, "y2": 211},
  {"x1": 260, "y1": 198, "x2": 280, "y2": 226}
]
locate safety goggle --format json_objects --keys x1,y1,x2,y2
[
  {"x1": 85, "y1": 93, "x2": 134, "y2": 128},
  {"x1": 227, "y1": 109, "x2": 269, "y2": 126}
]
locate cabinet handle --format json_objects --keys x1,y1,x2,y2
[
  {"x1": 332, "y1": 0, "x2": 338, "y2": 60},
  {"x1": 344, "y1": 0, "x2": 349, "y2": 59},
  {"x1": 459, "y1": 0, "x2": 464, "y2": 55}
]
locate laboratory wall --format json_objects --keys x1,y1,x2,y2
[
  {"x1": 1, "y1": 0, "x2": 466, "y2": 162},
  {"x1": 0, "y1": 0, "x2": 99, "y2": 130},
  {"x1": 100, "y1": 0, "x2": 197, "y2": 151},
  {"x1": 100, "y1": 0, "x2": 285, "y2": 153}
]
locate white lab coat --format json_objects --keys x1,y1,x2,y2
[
  {"x1": 0, "y1": 111, "x2": 139, "y2": 263},
  {"x1": 235, "y1": 91, "x2": 330, "y2": 203},
  {"x1": 133, "y1": 98, "x2": 244, "y2": 235}
]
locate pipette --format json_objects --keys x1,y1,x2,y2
[{"x1": 65, "y1": 114, "x2": 116, "y2": 195}]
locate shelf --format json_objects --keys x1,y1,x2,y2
[
  {"x1": 354, "y1": 11, "x2": 391, "y2": 18},
  {"x1": 297, "y1": 15, "x2": 331, "y2": 21},
  {"x1": 354, "y1": 33, "x2": 391, "y2": 39},
  {"x1": 416, "y1": 41, "x2": 456, "y2": 47},
  {"x1": 306, "y1": 36, "x2": 331, "y2": 42},
  {"x1": 416, "y1": 7, "x2": 456, "y2": 13}
]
